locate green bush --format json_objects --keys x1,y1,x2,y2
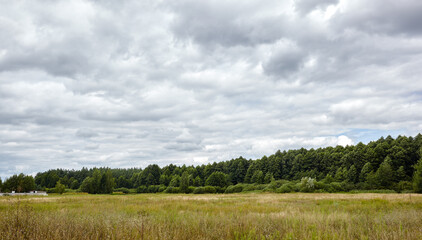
[
  {"x1": 329, "y1": 182, "x2": 345, "y2": 192},
  {"x1": 265, "y1": 180, "x2": 288, "y2": 191},
  {"x1": 187, "y1": 186, "x2": 195, "y2": 194},
  {"x1": 276, "y1": 182, "x2": 298, "y2": 193},
  {"x1": 147, "y1": 185, "x2": 160, "y2": 193},
  {"x1": 193, "y1": 187, "x2": 205, "y2": 194},
  {"x1": 136, "y1": 186, "x2": 148, "y2": 193},
  {"x1": 203, "y1": 186, "x2": 216, "y2": 193},
  {"x1": 164, "y1": 187, "x2": 180, "y2": 193},
  {"x1": 225, "y1": 184, "x2": 243, "y2": 193},
  {"x1": 114, "y1": 187, "x2": 129, "y2": 194},
  {"x1": 395, "y1": 181, "x2": 413, "y2": 192},
  {"x1": 158, "y1": 186, "x2": 167, "y2": 193}
]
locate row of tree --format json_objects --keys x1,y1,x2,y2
[
  {"x1": 0, "y1": 174, "x2": 35, "y2": 193},
  {"x1": 2, "y1": 134, "x2": 422, "y2": 194}
]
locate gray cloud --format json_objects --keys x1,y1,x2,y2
[
  {"x1": 294, "y1": 0, "x2": 339, "y2": 15},
  {"x1": 1, "y1": 0, "x2": 422, "y2": 178},
  {"x1": 331, "y1": 0, "x2": 422, "y2": 36}
]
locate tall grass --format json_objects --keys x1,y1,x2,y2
[{"x1": 1, "y1": 193, "x2": 422, "y2": 239}]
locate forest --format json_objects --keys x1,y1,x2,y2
[{"x1": 2, "y1": 134, "x2": 422, "y2": 194}]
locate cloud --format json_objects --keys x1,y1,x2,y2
[
  {"x1": 294, "y1": 0, "x2": 339, "y2": 15},
  {"x1": 1, "y1": 0, "x2": 422, "y2": 178},
  {"x1": 262, "y1": 41, "x2": 307, "y2": 78},
  {"x1": 331, "y1": 0, "x2": 422, "y2": 36},
  {"x1": 169, "y1": 0, "x2": 287, "y2": 47}
]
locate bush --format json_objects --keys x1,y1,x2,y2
[
  {"x1": 215, "y1": 186, "x2": 226, "y2": 193},
  {"x1": 329, "y1": 182, "x2": 345, "y2": 192},
  {"x1": 203, "y1": 186, "x2": 216, "y2": 193},
  {"x1": 300, "y1": 177, "x2": 316, "y2": 192},
  {"x1": 158, "y1": 186, "x2": 167, "y2": 193},
  {"x1": 114, "y1": 187, "x2": 129, "y2": 194},
  {"x1": 225, "y1": 184, "x2": 243, "y2": 193},
  {"x1": 136, "y1": 186, "x2": 148, "y2": 193},
  {"x1": 242, "y1": 184, "x2": 257, "y2": 192},
  {"x1": 266, "y1": 180, "x2": 288, "y2": 191},
  {"x1": 147, "y1": 185, "x2": 160, "y2": 193},
  {"x1": 193, "y1": 187, "x2": 205, "y2": 194},
  {"x1": 276, "y1": 182, "x2": 298, "y2": 193},
  {"x1": 164, "y1": 187, "x2": 180, "y2": 193},
  {"x1": 395, "y1": 181, "x2": 413, "y2": 192},
  {"x1": 187, "y1": 186, "x2": 195, "y2": 194}
]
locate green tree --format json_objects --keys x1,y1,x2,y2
[
  {"x1": 251, "y1": 170, "x2": 264, "y2": 184},
  {"x1": 100, "y1": 170, "x2": 115, "y2": 194},
  {"x1": 70, "y1": 179, "x2": 79, "y2": 190},
  {"x1": 205, "y1": 172, "x2": 227, "y2": 188},
  {"x1": 22, "y1": 175, "x2": 35, "y2": 192},
  {"x1": 169, "y1": 175, "x2": 180, "y2": 187},
  {"x1": 375, "y1": 157, "x2": 394, "y2": 189},
  {"x1": 80, "y1": 177, "x2": 94, "y2": 193},
  {"x1": 264, "y1": 172, "x2": 274, "y2": 184},
  {"x1": 55, "y1": 181, "x2": 65, "y2": 194},
  {"x1": 396, "y1": 166, "x2": 407, "y2": 181},
  {"x1": 335, "y1": 167, "x2": 347, "y2": 182},
  {"x1": 180, "y1": 172, "x2": 190, "y2": 193},
  {"x1": 360, "y1": 162, "x2": 372, "y2": 182},
  {"x1": 413, "y1": 158, "x2": 422, "y2": 193},
  {"x1": 92, "y1": 169, "x2": 102, "y2": 194},
  {"x1": 347, "y1": 165, "x2": 358, "y2": 183},
  {"x1": 193, "y1": 176, "x2": 202, "y2": 187}
]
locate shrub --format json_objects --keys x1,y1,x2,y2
[
  {"x1": 187, "y1": 186, "x2": 195, "y2": 194},
  {"x1": 164, "y1": 187, "x2": 180, "y2": 193},
  {"x1": 203, "y1": 186, "x2": 216, "y2": 193},
  {"x1": 136, "y1": 186, "x2": 148, "y2": 193},
  {"x1": 266, "y1": 180, "x2": 288, "y2": 190},
  {"x1": 193, "y1": 187, "x2": 205, "y2": 194},
  {"x1": 329, "y1": 182, "x2": 345, "y2": 192},
  {"x1": 276, "y1": 182, "x2": 297, "y2": 193},
  {"x1": 147, "y1": 185, "x2": 160, "y2": 193},
  {"x1": 158, "y1": 186, "x2": 167, "y2": 193},
  {"x1": 395, "y1": 181, "x2": 413, "y2": 192},
  {"x1": 114, "y1": 187, "x2": 129, "y2": 194},
  {"x1": 300, "y1": 177, "x2": 316, "y2": 192},
  {"x1": 225, "y1": 184, "x2": 243, "y2": 193}
]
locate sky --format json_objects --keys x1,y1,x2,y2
[{"x1": 1, "y1": 0, "x2": 422, "y2": 179}]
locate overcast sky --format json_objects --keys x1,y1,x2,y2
[{"x1": 1, "y1": 0, "x2": 422, "y2": 179}]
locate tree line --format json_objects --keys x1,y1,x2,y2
[{"x1": 2, "y1": 134, "x2": 422, "y2": 194}]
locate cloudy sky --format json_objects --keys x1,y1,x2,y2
[{"x1": 1, "y1": 0, "x2": 422, "y2": 178}]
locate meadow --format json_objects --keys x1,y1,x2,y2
[{"x1": 1, "y1": 193, "x2": 422, "y2": 240}]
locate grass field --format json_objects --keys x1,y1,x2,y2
[{"x1": 1, "y1": 193, "x2": 422, "y2": 239}]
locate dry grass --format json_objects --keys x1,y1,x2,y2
[{"x1": 1, "y1": 193, "x2": 422, "y2": 239}]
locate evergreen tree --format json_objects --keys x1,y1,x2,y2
[
  {"x1": 194, "y1": 176, "x2": 202, "y2": 187},
  {"x1": 251, "y1": 170, "x2": 264, "y2": 184},
  {"x1": 347, "y1": 165, "x2": 358, "y2": 183},
  {"x1": 360, "y1": 162, "x2": 372, "y2": 182},
  {"x1": 396, "y1": 166, "x2": 407, "y2": 182},
  {"x1": 413, "y1": 158, "x2": 422, "y2": 193},
  {"x1": 375, "y1": 157, "x2": 394, "y2": 189}
]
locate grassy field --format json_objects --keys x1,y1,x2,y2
[{"x1": 1, "y1": 193, "x2": 422, "y2": 239}]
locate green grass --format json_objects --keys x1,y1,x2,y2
[{"x1": 1, "y1": 193, "x2": 422, "y2": 239}]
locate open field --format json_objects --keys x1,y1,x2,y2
[{"x1": 1, "y1": 193, "x2": 422, "y2": 240}]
